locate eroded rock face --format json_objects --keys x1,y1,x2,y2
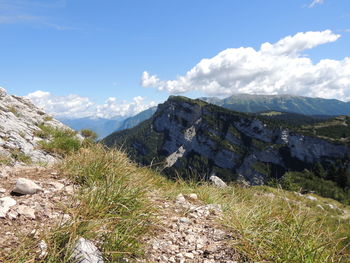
[
  {"x1": 104, "y1": 96, "x2": 350, "y2": 185},
  {"x1": 0, "y1": 87, "x2": 72, "y2": 164}
]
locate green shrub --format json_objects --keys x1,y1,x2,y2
[{"x1": 80, "y1": 129, "x2": 98, "y2": 141}]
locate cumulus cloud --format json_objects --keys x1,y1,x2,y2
[
  {"x1": 309, "y1": 0, "x2": 324, "y2": 8},
  {"x1": 95, "y1": 96, "x2": 157, "y2": 119},
  {"x1": 26, "y1": 90, "x2": 156, "y2": 119},
  {"x1": 141, "y1": 30, "x2": 350, "y2": 101}
]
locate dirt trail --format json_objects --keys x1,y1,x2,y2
[{"x1": 140, "y1": 193, "x2": 242, "y2": 263}]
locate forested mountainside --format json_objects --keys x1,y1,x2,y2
[
  {"x1": 104, "y1": 96, "x2": 350, "y2": 203},
  {"x1": 201, "y1": 94, "x2": 350, "y2": 116}
]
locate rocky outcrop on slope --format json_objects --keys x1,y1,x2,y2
[
  {"x1": 104, "y1": 96, "x2": 350, "y2": 185},
  {"x1": 0, "y1": 88, "x2": 73, "y2": 164}
]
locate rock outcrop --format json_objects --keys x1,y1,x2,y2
[
  {"x1": 0, "y1": 87, "x2": 74, "y2": 164},
  {"x1": 104, "y1": 96, "x2": 350, "y2": 185}
]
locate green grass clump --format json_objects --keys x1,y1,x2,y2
[
  {"x1": 79, "y1": 129, "x2": 97, "y2": 140},
  {"x1": 36, "y1": 125, "x2": 81, "y2": 155},
  {"x1": 0, "y1": 154, "x2": 11, "y2": 165},
  {"x1": 10, "y1": 149, "x2": 32, "y2": 164}
]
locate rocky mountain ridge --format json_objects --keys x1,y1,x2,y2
[
  {"x1": 201, "y1": 93, "x2": 350, "y2": 116},
  {"x1": 0, "y1": 88, "x2": 77, "y2": 165},
  {"x1": 104, "y1": 96, "x2": 350, "y2": 185}
]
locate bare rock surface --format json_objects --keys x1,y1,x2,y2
[
  {"x1": 140, "y1": 193, "x2": 241, "y2": 262},
  {"x1": 0, "y1": 87, "x2": 76, "y2": 164},
  {"x1": 0, "y1": 165, "x2": 77, "y2": 257}
]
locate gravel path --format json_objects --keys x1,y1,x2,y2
[{"x1": 141, "y1": 193, "x2": 242, "y2": 263}]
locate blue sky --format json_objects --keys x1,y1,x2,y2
[{"x1": 1, "y1": 0, "x2": 350, "y2": 118}]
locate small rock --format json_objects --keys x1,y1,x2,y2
[
  {"x1": 306, "y1": 195, "x2": 317, "y2": 201},
  {"x1": 184, "y1": 252, "x2": 194, "y2": 259},
  {"x1": 12, "y1": 178, "x2": 42, "y2": 195},
  {"x1": 0, "y1": 188, "x2": 6, "y2": 194},
  {"x1": 209, "y1": 175, "x2": 227, "y2": 188},
  {"x1": 38, "y1": 240, "x2": 48, "y2": 259},
  {"x1": 188, "y1": 193, "x2": 198, "y2": 200},
  {"x1": 71, "y1": 237, "x2": 104, "y2": 263},
  {"x1": 0, "y1": 196, "x2": 17, "y2": 218},
  {"x1": 179, "y1": 217, "x2": 190, "y2": 224},
  {"x1": 176, "y1": 194, "x2": 186, "y2": 203},
  {"x1": 17, "y1": 205, "x2": 36, "y2": 219},
  {"x1": 7, "y1": 210, "x2": 18, "y2": 220},
  {"x1": 327, "y1": 204, "x2": 335, "y2": 209},
  {"x1": 316, "y1": 204, "x2": 324, "y2": 210}
]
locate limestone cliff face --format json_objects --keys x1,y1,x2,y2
[
  {"x1": 104, "y1": 96, "x2": 350, "y2": 185},
  {"x1": 0, "y1": 88, "x2": 76, "y2": 164}
]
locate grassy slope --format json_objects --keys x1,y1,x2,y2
[{"x1": 4, "y1": 144, "x2": 350, "y2": 263}]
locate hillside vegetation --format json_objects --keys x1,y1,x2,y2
[{"x1": 3, "y1": 143, "x2": 350, "y2": 263}]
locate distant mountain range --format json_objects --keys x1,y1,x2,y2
[
  {"x1": 59, "y1": 106, "x2": 157, "y2": 139},
  {"x1": 60, "y1": 94, "x2": 350, "y2": 138},
  {"x1": 201, "y1": 94, "x2": 350, "y2": 116}
]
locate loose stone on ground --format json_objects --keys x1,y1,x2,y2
[{"x1": 140, "y1": 192, "x2": 241, "y2": 262}]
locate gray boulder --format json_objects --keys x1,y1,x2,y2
[
  {"x1": 71, "y1": 237, "x2": 104, "y2": 263},
  {"x1": 13, "y1": 178, "x2": 42, "y2": 195},
  {"x1": 209, "y1": 175, "x2": 227, "y2": 188}
]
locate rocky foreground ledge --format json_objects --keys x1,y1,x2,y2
[
  {"x1": 0, "y1": 87, "x2": 76, "y2": 165},
  {"x1": 0, "y1": 165, "x2": 76, "y2": 257}
]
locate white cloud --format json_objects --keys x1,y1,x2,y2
[
  {"x1": 95, "y1": 96, "x2": 157, "y2": 119},
  {"x1": 142, "y1": 30, "x2": 350, "y2": 101},
  {"x1": 309, "y1": 0, "x2": 324, "y2": 8},
  {"x1": 26, "y1": 90, "x2": 156, "y2": 119}
]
